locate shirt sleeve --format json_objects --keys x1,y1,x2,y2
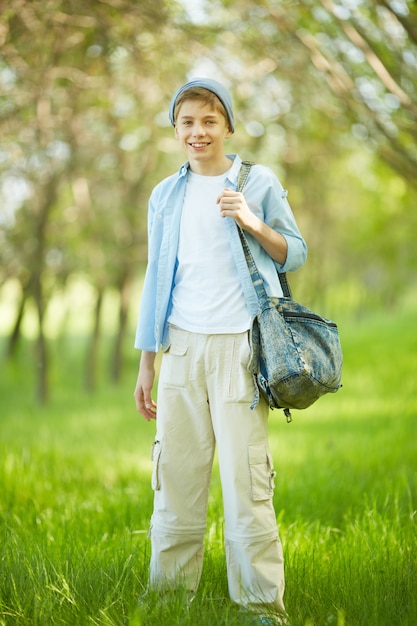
[
  {"x1": 246, "y1": 164, "x2": 307, "y2": 273},
  {"x1": 134, "y1": 186, "x2": 161, "y2": 351}
]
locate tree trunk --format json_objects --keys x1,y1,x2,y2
[
  {"x1": 35, "y1": 315, "x2": 49, "y2": 405},
  {"x1": 6, "y1": 289, "x2": 26, "y2": 358},
  {"x1": 30, "y1": 178, "x2": 58, "y2": 404},
  {"x1": 85, "y1": 288, "x2": 103, "y2": 393},
  {"x1": 110, "y1": 273, "x2": 132, "y2": 383},
  {"x1": 31, "y1": 272, "x2": 49, "y2": 404}
]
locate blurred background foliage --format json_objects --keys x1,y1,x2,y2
[{"x1": 1, "y1": 0, "x2": 416, "y2": 401}]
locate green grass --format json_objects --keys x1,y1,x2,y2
[{"x1": 0, "y1": 307, "x2": 416, "y2": 625}]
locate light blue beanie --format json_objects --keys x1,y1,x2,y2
[{"x1": 169, "y1": 78, "x2": 235, "y2": 133}]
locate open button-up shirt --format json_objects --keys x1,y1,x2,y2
[{"x1": 135, "y1": 154, "x2": 307, "y2": 352}]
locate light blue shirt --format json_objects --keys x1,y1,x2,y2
[{"x1": 135, "y1": 154, "x2": 307, "y2": 352}]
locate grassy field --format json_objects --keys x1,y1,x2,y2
[{"x1": 0, "y1": 307, "x2": 416, "y2": 626}]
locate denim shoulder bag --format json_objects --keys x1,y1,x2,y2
[{"x1": 237, "y1": 161, "x2": 343, "y2": 421}]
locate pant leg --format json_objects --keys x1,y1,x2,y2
[
  {"x1": 206, "y1": 332, "x2": 286, "y2": 612},
  {"x1": 149, "y1": 327, "x2": 214, "y2": 593}
]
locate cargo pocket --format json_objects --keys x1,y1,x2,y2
[
  {"x1": 248, "y1": 443, "x2": 276, "y2": 501},
  {"x1": 151, "y1": 439, "x2": 162, "y2": 491},
  {"x1": 160, "y1": 341, "x2": 189, "y2": 388}
]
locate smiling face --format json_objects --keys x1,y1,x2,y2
[{"x1": 174, "y1": 99, "x2": 233, "y2": 175}]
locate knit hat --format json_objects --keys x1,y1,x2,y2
[{"x1": 169, "y1": 78, "x2": 235, "y2": 133}]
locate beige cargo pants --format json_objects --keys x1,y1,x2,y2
[{"x1": 149, "y1": 325, "x2": 285, "y2": 612}]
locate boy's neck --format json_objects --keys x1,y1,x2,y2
[{"x1": 188, "y1": 155, "x2": 232, "y2": 176}]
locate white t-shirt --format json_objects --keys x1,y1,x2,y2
[{"x1": 168, "y1": 170, "x2": 251, "y2": 334}]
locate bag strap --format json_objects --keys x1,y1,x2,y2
[
  {"x1": 237, "y1": 160, "x2": 254, "y2": 192},
  {"x1": 236, "y1": 161, "x2": 292, "y2": 300}
]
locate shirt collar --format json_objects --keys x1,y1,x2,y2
[
  {"x1": 178, "y1": 154, "x2": 242, "y2": 184},
  {"x1": 226, "y1": 154, "x2": 242, "y2": 187},
  {"x1": 179, "y1": 162, "x2": 189, "y2": 177}
]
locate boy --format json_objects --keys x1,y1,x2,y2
[{"x1": 133, "y1": 78, "x2": 307, "y2": 623}]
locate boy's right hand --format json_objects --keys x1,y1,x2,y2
[{"x1": 133, "y1": 351, "x2": 157, "y2": 421}]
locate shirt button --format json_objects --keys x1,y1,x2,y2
[{"x1": 157, "y1": 213, "x2": 162, "y2": 219}]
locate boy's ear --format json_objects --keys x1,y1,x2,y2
[{"x1": 174, "y1": 125, "x2": 179, "y2": 139}]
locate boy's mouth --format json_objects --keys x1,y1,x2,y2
[{"x1": 190, "y1": 142, "x2": 210, "y2": 148}]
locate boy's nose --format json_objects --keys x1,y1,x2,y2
[{"x1": 192, "y1": 124, "x2": 205, "y2": 136}]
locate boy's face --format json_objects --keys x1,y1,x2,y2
[{"x1": 175, "y1": 99, "x2": 232, "y2": 174}]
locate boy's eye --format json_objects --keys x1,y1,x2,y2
[{"x1": 180, "y1": 119, "x2": 217, "y2": 127}]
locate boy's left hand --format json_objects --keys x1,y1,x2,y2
[{"x1": 217, "y1": 188, "x2": 256, "y2": 230}]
